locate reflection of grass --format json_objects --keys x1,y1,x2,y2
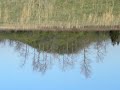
[
  {"x1": 0, "y1": 31, "x2": 108, "y2": 54},
  {"x1": 0, "y1": 0, "x2": 120, "y2": 29}
]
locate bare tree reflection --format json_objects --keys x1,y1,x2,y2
[
  {"x1": 81, "y1": 46, "x2": 91, "y2": 78},
  {"x1": 14, "y1": 41, "x2": 24, "y2": 51},
  {"x1": 0, "y1": 39, "x2": 6, "y2": 46},
  {"x1": 95, "y1": 40, "x2": 106, "y2": 63},
  {"x1": 20, "y1": 44, "x2": 29, "y2": 67},
  {"x1": 61, "y1": 54, "x2": 75, "y2": 71},
  {"x1": 58, "y1": 44, "x2": 75, "y2": 71},
  {"x1": 8, "y1": 40, "x2": 14, "y2": 47},
  {"x1": 94, "y1": 32, "x2": 108, "y2": 63},
  {"x1": 0, "y1": 31, "x2": 118, "y2": 78},
  {"x1": 32, "y1": 44, "x2": 51, "y2": 74}
]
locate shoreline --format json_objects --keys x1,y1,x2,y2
[{"x1": 0, "y1": 25, "x2": 120, "y2": 31}]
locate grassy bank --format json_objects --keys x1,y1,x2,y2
[{"x1": 0, "y1": 0, "x2": 120, "y2": 30}]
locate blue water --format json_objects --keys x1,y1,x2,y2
[{"x1": 0, "y1": 40, "x2": 120, "y2": 90}]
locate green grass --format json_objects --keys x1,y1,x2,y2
[{"x1": 0, "y1": 0, "x2": 120, "y2": 29}]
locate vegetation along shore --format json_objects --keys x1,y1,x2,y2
[{"x1": 0, "y1": 0, "x2": 120, "y2": 31}]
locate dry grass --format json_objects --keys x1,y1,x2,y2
[{"x1": 0, "y1": 0, "x2": 120, "y2": 30}]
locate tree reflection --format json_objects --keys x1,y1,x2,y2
[
  {"x1": 95, "y1": 32, "x2": 107, "y2": 63},
  {"x1": 32, "y1": 46, "x2": 46, "y2": 74},
  {"x1": 0, "y1": 39, "x2": 6, "y2": 46},
  {"x1": 81, "y1": 47, "x2": 91, "y2": 78},
  {"x1": 0, "y1": 31, "x2": 119, "y2": 78},
  {"x1": 59, "y1": 44, "x2": 75, "y2": 71},
  {"x1": 109, "y1": 31, "x2": 120, "y2": 46},
  {"x1": 22, "y1": 44, "x2": 29, "y2": 66}
]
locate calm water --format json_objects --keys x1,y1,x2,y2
[{"x1": 0, "y1": 31, "x2": 120, "y2": 90}]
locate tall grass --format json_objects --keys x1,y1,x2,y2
[{"x1": 0, "y1": 0, "x2": 120, "y2": 29}]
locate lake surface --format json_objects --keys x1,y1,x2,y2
[{"x1": 0, "y1": 31, "x2": 120, "y2": 90}]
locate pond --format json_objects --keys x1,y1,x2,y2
[{"x1": 0, "y1": 31, "x2": 120, "y2": 90}]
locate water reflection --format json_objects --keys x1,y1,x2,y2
[
  {"x1": 109, "y1": 31, "x2": 120, "y2": 46},
  {"x1": 0, "y1": 31, "x2": 120, "y2": 78}
]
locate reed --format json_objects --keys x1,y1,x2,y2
[{"x1": 0, "y1": 0, "x2": 120, "y2": 30}]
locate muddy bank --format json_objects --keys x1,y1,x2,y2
[{"x1": 0, "y1": 25, "x2": 120, "y2": 31}]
